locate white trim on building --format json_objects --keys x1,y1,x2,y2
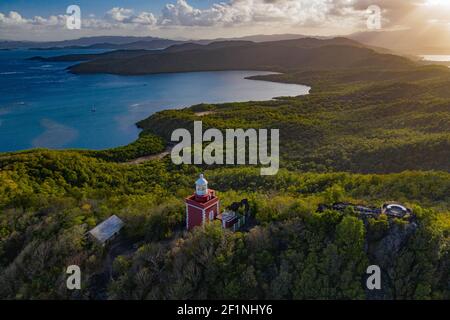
[{"x1": 186, "y1": 204, "x2": 189, "y2": 229}]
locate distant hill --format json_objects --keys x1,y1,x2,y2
[
  {"x1": 1, "y1": 33, "x2": 449, "y2": 303},
  {"x1": 5, "y1": 30, "x2": 450, "y2": 54},
  {"x1": 6, "y1": 32, "x2": 428, "y2": 53},
  {"x1": 349, "y1": 28, "x2": 450, "y2": 54},
  {"x1": 31, "y1": 39, "x2": 184, "y2": 51},
  {"x1": 28, "y1": 50, "x2": 152, "y2": 62},
  {"x1": 209, "y1": 33, "x2": 315, "y2": 42},
  {"x1": 162, "y1": 40, "x2": 255, "y2": 53},
  {"x1": 0, "y1": 36, "x2": 183, "y2": 50},
  {"x1": 0, "y1": 40, "x2": 34, "y2": 49},
  {"x1": 0, "y1": 33, "x2": 354, "y2": 51},
  {"x1": 57, "y1": 37, "x2": 414, "y2": 75},
  {"x1": 45, "y1": 36, "x2": 166, "y2": 46}
]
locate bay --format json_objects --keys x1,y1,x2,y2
[{"x1": 0, "y1": 49, "x2": 310, "y2": 152}]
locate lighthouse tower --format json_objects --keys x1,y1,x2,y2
[{"x1": 185, "y1": 174, "x2": 220, "y2": 230}]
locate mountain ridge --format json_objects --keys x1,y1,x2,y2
[{"x1": 43, "y1": 37, "x2": 414, "y2": 75}]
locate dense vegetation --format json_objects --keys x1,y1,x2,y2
[
  {"x1": 0, "y1": 151, "x2": 448, "y2": 299},
  {"x1": 86, "y1": 134, "x2": 165, "y2": 162},
  {"x1": 48, "y1": 37, "x2": 414, "y2": 75},
  {"x1": 0, "y1": 38, "x2": 449, "y2": 300},
  {"x1": 139, "y1": 65, "x2": 450, "y2": 173}
]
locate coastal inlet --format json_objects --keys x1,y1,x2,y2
[{"x1": 0, "y1": 49, "x2": 309, "y2": 152}]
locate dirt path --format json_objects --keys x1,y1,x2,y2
[
  {"x1": 124, "y1": 111, "x2": 214, "y2": 165},
  {"x1": 124, "y1": 145, "x2": 173, "y2": 165},
  {"x1": 194, "y1": 111, "x2": 216, "y2": 116}
]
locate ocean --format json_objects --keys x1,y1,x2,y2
[{"x1": 0, "y1": 49, "x2": 310, "y2": 152}]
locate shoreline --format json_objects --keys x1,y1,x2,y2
[{"x1": 0, "y1": 68, "x2": 310, "y2": 155}]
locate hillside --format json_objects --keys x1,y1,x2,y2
[
  {"x1": 349, "y1": 29, "x2": 450, "y2": 55},
  {"x1": 6, "y1": 30, "x2": 450, "y2": 54},
  {"x1": 0, "y1": 37, "x2": 449, "y2": 300},
  {"x1": 0, "y1": 148, "x2": 448, "y2": 299},
  {"x1": 136, "y1": 63, "x2": 450, "y2": 174},
  {"x1": 0, "y1": 36, "x2": 182, "y2": 50},
  {"x1": 31, "y1": 39, "x2": 184, "y2": 51},
  {"x1": 59, "y1": 38, "x2": 414, "y2": 75}
]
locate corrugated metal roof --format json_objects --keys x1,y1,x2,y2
[
  {"x1": 88, "y1": 215, "x2": 124, "y2": 244},
  {"x1": 221, "y1": 210, "x2": 237, "y2": 222}
]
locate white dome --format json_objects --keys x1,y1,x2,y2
[{"x1": 196, "y1": 174, "x2": 208, "y2": 185}]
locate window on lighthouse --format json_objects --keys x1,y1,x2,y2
[
  {"x1": 209, "y1": 210, "x2": 214, "y2": 221},
  {"x1": 197, "y1": 184, "x2": 207, "y2": 194}
]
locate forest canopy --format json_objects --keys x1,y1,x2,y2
[{"x1": 0, "y1": 39, "x2": 449, "y2": 300}]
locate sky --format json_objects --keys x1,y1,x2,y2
[{"x1": 1, "y1": 0, "x2": 450, "y2": 41}]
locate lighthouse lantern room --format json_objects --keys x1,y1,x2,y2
[{"x1": 185, "y1": 174, "x2": 220, "y2": 230}]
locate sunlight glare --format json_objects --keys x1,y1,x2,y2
[{"x1": 423, "y1": 0, "x2": 450, "y2": 7}]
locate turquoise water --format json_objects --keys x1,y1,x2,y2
[{"x1": 0, "y1": 49, "x2": 310, "y2": 152}]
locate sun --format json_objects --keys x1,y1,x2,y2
[{"x1": 423, "y1": 0, "x2": 450, "y2": 7}]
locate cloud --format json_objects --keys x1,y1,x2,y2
[
  {"x1": 0, "y1": 11, "x2": 28, "y2": 25},
  {"x1": 106, "y1": 7, "x2": 134, "y2": 22},
  {"x1": 132, "y1": 12, "x2": 158, "y2": 25},
  {"x1": 0, "y1": 1, "x2": 367, "y2": 32},
  {"x1": 106, "y1": 7, "x2": 157, "y2": 26},
  {"x1": 0, "y1": 7, "x2": 156, "y2": 33},
  {"x1": 0, "y1": 0, "x2": 447, "y2": 40},
  {"x1": 159, "y1": 0, "x2": 336, "y2": 27},
  {"x1": 0, "y1": 11, "x2": 66, "y2": 28},
  {"x1": 157, "y1": 0, "x2": 410, "y2": 30},
  {"x1": 8, "y1": 11, "x2": 25, "y2": 23}
]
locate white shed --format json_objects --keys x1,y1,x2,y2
[{"x1": 88, "y1": 215, "x2": 124, "y2": 245}]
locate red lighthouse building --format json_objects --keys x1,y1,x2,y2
[{"x1": 185, "y1": 174, "x2": 220, "y2": 230}]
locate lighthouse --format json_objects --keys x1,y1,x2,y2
[{"x1": 185, "y1": 174, "x2": 220, "y2": 230}]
